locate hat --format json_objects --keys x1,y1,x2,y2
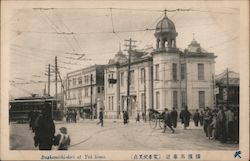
[{"x1": 59, "y1": 127, "x2": 67, "y2": 134}]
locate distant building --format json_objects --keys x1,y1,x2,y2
[
  {"x1": 215, "y1": 69, "x2": 239, "y2": 106},
  {"x1": 64, "y1": 65, "x2": 105, "y2": 119}
]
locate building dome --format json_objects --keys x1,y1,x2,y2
[
  {"x1": 154, "y1": 15, "x2": 178, "y2": 50},
  {"x1": 155, "y1": 16, "x2": 177, "y2": 35},
  {"x1": 186, "y1": 37, "x2": 209, "y2": 54}
]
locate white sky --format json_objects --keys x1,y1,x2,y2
[{"x1": 6, "y1": 7, "x2": 240, "y2": 98}]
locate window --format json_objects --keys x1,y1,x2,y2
[
  {"x1": 141, "y1": 93, "x2": 145, "y2": 111},
  {"x1": 141, "y1": 68, "x2": 145, "y2": 84},
  {"x1": 73, "y1": 78, "x2": 76, "y2": 86},
  {"x1": 155, "y1": 64, "x2": 159, "y2": 80},
  {"x1": 199, "y1": 91, "x2": 205, "y2": 108},
  {"x1": 84, "y1": 75, "x2": 89, "y2": 84},
  {"x1": 130, "y1": 70, "x2": 135, "y2": 86},
  {"x1": 78, "y1": 89, "x2": 82, "y2": 99},
  {"x1": 108, "y1": 74, "x2": 111, "y2": 88},
  {"x1": 120, "y1": 72, "x2": 124, "y2": 86},
  {"x1": 84, "y1": 87, "x2": 89, "y2": 97},
  {"x1": 173, "y1": 91, "x2": 178, "y2": 108},
  {"x1": 198, "y1": 64, "x2": 204, "y2": 80},
  {"x1": 156, "y1": 92, "x2": 160, "y2": 109},
  {"x1": 108, "y1": 96, "x2": 111, "y2": 110},
  {"x1": 181, "y1": 91, "x2": 186, "y2": 107},
  {"x1": 68, "y1": 79, "x2": 71, "y2": 88},
  {"x1": 172, "y1": 63, "x2": 177, "y2": 80},
  {"x1": 78, "y1": 77, "x2": 82, "y2": 85},
  {"x1": 73, "y1": 91, "x2": 76, "y2": 99},
  {"x1": 111, "y1": 74, "x2": 114, "y2": 87},
  {"x1": 181, "y1": 64, "x2": 185, "y2": 80},
  {"x1": 111, "y1": 96, "x2": 114, "y2": 110}
]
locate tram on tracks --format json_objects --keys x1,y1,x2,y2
[{"x1": 9, "y1": 96, "x2": 64, "y2": 123}]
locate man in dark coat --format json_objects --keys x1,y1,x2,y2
[
  {"x1": 199, "y1": 110, "x2": 204, "y2": 126},
  {"x1": 123, "y1": 110, "x2": 129, "y2": 124},
  {"x1": 170, "y1": 107, "x2": 178, "y2": 128},
  {"x1": 217, "y1": 105, "x2": 227, "y2": 143},
  {"x1": 162, "y1": 108, "x2": 175, "y2": 133},
  {"x1": 193, "y1": 109, "x2": 200, "y2": 127},
  {"x1": 34, "y1": 105, "x2": 55, "y2": 150},
  {"x1": 180, "y1": 106, "x2": 191, "y2": 130},
  {"x1": 97, "y1": 108, "x2": 104, "y2": 127}
]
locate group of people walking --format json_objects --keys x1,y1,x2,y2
[{"x1": 65, "y1": 110, "x2": 77, "y2": 123}]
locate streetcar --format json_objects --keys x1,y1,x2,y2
[{"x1": 9, "y1": 96, "x2": 63, "y2": 123}]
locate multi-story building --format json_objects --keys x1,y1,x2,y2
[
  {"x1": 104, "y1": 49, "x2": 153, "y2": 119},
  {"x1": 64, "y1": 65, "x2": 105, "y2": 119},
  {"x1": 104, "y1": 14, "x2": 217, "y2": 118},
  {"x1": 215, "y1": 69, "x2": 239, "y2": 106}
]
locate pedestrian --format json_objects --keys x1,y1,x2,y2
[
  {"x1": 54, "y1": 127, "x2": 71, "y2": 150},
  {"x1": 225, "y1": 106, "x2": 234, "y2": 141},
  {"x1": 193, "y1": 109, "x2": 200, "y2": 127},
  {"x1": 73, "y1": 110, "x2": 77, "y2": 123},
  {"x1": 199, "y1": 110, "x2": 204, "y2": 126},
  {"x1": 142, "y1": 112, "x2": 146, "y2": 122},
  {"x1": 203, "y1": 107, "x2": 211, "y2": 137},
  {"x1": 170, "y1": 107, "x2": 178, "y2": 128},
  {"x1": 162, "y1": 108, "x2": 175, "y2": 133},
  {"x1": 97, "y1": 108, "x2": 104, "y2": 127},
  {"x1": 217, "y1": 105, "x2": 227, "y2": 143},
  {"x1": 34, "y1": 105, "x2": 55, "y2": 150},
  {"x1": 136, "y1": 112, "x2": 140, "y2": 122},
  {"x1": 179, "y1": 106, "x2": 191, "y2": 130},
  {"x1": 123, "y1": 110, "x2": 129, "y2": 124},
  {"x1": 210, "y1": 110, "x2": 217, "y2": 140}
]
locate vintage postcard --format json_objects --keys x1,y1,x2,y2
[{"x1": 1, "y1": 0, "x2": 249, "y2": 160}]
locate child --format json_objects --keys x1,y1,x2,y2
[{"x1": 56, "y1": 127, "x2": 71, "y2": 150}]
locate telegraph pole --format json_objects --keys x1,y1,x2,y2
[
  {"x1": 226, "y1": 68, "x2": 229, "y2": 108},
  {"x1": 55, "y1": 56, "x2": 58, "y2": 109},
  {"x1": 124, "y1": 38, "x2": 137, "y2": 116},
  {"x1": 143, "y1": 69, "x2": 147, "y2": 121},
  {"x1": 90, "y1": 74, "x2": 93, "y2": 120},
  {"x1": 48, "y1": 64, "x2": 50, "y2": 96}
]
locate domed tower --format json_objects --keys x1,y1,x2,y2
[{"x1": 154, "y1": 12, "x2": 178, "y2": 49}]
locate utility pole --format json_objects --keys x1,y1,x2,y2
[
  {"x1": 124, "y1": 38, "x2": 137, "y2": 116},
  {"x1": 90, "y1": 74, "x2": 93, "y2": 120},
  {"x1": 48, "y1": 64, "x2": 50, "y2": 96},
  {"x1": 143, "y1": 68, "x2": 147, "y2": 122},
  {"x1": 55, "y1": 56, "x2": 58, "y2": 110},
  {"x1": 226, "y1": 68, "x2": 229, "y2": 108},
  {"x1": 212, "y1": 74, "x2": 216, "y2": 108}
]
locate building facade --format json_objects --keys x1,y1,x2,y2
[
  {"x1": 104, "y1": 50, "x2": 153, "y2": 119},
  {"x1": 104, "y1": 14, "x2": 217, "y2": 118},
  {"x1": 64, "y1": 65, "x2": 105, "y2": 119}
]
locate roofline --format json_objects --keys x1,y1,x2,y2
[{"x1": 66, "y1": 64, "x2": 106, "y2": 76}]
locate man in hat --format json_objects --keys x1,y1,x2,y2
[
  {"x1": 34, "y1": 105, "x2": 55, "y2": 150},
  {"x1": 97, "y1": 108, "x2": 104, "y2": 127},
  {"x1": 162, "y1": 108, "x2": 175, "y2": 133}
]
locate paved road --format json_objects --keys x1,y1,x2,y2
[{"x1": 10, "y1": 119, "x2": 238, "y2": 150}]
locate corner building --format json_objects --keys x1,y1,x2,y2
[
  {"x1": 104, "y1": 15, "x2": 217, "y2": 118},
  {"x1": 152, "y1": 15, "x2": 217, "y2": 112}
]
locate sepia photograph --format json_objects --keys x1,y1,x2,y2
[{"x1": 1, "y1": 0, "x2": 249, "y2": 160}]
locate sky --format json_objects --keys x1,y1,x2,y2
[{"x1": 5, "y1": 6, "x2": 240, "y2": 98}]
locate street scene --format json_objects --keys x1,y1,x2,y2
[
  {"x1": 7, "y1": 5, "x2": 240, "y2": 151},
  {"x1": 10, "y1": 120, "x2": 238, "y2": 150}
]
